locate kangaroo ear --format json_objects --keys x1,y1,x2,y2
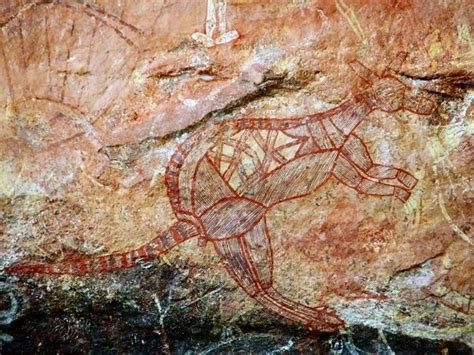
[
  {"x1": 383, "y1": 51, "x2": 408, "y2": 76},
  {"x1": 348, "y1": 60, "x2": 379, "y2": 83}
]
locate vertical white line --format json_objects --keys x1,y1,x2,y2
[
  {"x1": 205, "y1": 0, "x2": 217, "y2": 38},
  {"x1": 217, "y1": 0, "x2": 227, "y2": 35}
]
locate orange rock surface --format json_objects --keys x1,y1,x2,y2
[{"x1": 0, "y1": 0, "x2": 472, "y2": 350}]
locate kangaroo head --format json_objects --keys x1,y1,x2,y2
[{"x1": 349, "y1": 52, "x2": 436, "y2": 115}]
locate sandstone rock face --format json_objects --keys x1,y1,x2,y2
[{"x1": 0, "y1": 0, "x2": 473, "y2": 352}]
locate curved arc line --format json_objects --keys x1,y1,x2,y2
[{"x1": 0, "y1": 0, "x2": 140, "y2": 47}]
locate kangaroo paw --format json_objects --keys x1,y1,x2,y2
[
  {"x1": 397, "y1": 170, "x2": 418, "y2": 190},
  {"x1": 394, "y1": 187, "x2": 411, "y2": 202}
]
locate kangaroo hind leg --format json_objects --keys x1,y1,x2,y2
[{"x1": 213, "y1": 218, "x2": 344, "y2": 332}]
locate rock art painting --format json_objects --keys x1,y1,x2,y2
[
  {"x1": 6, "y1": 52, "x2": 437, "y2": 332},
  {"x1": 0, "y1": 0, "x2": 473, "y2": 353}
]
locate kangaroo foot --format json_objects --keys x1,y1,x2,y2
[
  {"x1": 305, "y1": 307, "x2": 345, "y2": 333},
  {"x1": 256, "y1": 289, "x2": 345, "y2": 333}
]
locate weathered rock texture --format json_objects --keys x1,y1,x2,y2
[{"x1": 0, "y1": 0, "x2": 473, "y2": 353}]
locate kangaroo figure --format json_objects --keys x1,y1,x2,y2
[{"x1": 5, "y1": 53, "x2": 436, "y2": 332}]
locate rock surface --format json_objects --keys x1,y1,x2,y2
[{"x1": 0, "y1": 0, "x2": 473, "y2": 353}]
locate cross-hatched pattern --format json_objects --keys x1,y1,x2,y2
[{"x1": 207, "y1": 128, "x2": 304, "y2": 194}]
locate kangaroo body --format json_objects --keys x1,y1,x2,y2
[{"x1": 5, "y1": 54, "x2": 435, "y2": 332}]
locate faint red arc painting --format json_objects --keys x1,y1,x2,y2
[{"x1": 6, "y1": 52, "x2": 437, "y2": 332}]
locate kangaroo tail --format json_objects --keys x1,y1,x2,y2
[{"x1": 4, "y1": 221, "x2": 200, "y2": 275}]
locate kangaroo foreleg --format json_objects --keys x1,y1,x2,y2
[
  {"x1": 333, "y1": 155, "x2": 411, "y2": 201},
  {"x1": 366, "y1": 165, "x2": 418, "y2": 189},
  {"x1": 341, "y1": 134, "x2": 417, "y2": 193}
]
